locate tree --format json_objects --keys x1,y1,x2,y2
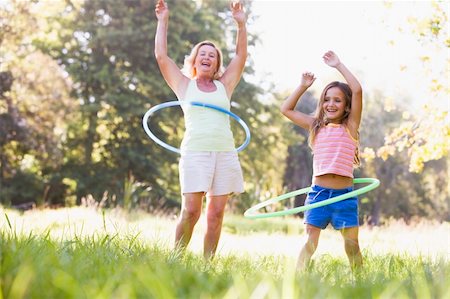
[
  {"x1": 377, "y1": 1, "x2": 449, "y2": 173},
  {"x1": 0, "y1": 0, "x2": 74, "y2": 207},
  {"x1": 359, "y1": 90, "x2": 449, "y2": 224},
  {"x1": 280, "y1": 91, "x2": 316, "y2": 216}
]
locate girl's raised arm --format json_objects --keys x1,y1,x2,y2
[
  {"x1": 323, "y1": 51, "x2": 363, "y2": 132},
  {"x1": 280, "y1": 72, "x2": 316, "y2": 130}
]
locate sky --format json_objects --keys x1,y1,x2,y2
[{"x1": 246, "y1": 1, "x2": 448, "y2": 110}]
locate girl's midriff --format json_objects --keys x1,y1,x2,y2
[{"x1": 313, "y1": 173, "x2": 353, "y2": 189}]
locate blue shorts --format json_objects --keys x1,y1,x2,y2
[{"x1": 304, "y1": 185, "x2": 359, "y2": 230}]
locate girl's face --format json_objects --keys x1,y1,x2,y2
[
  {"x1": 322, "y1": 86, "x2": 347, "y2": 123},
  {"x1": 194, "y1": 44, "x2": 219, "y2": 78}
]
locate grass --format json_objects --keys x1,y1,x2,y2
[
  {"x1": 222, "y1": 214, "x2": 304, "y2": 235},
  {"x1": 0, "y1": 206, "x2": 449, "y2": 298}
]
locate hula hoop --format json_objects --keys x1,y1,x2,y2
[
  {"x1": 142, "y1": 101, "x2": 251, "y2": 154},
  {"x1": 244, "y1": 178, "x2": 380, "y2": 219}
]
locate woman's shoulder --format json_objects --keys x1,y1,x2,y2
[
  {"x1": 214, "y1": 79, "x2": 228, "y2": 93},
  {"x1": 185, "y1": 79, "x2": 197, "y2": 90},
  {"x1": 179, "y1": 79, "x2": 197, "y2": 100},
  {"x1": 214, "y1": 79, "x2": 226, "y2": 88}
]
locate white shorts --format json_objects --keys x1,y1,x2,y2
[{"x1": 179, "y1": 151, "x2": 244, "y2": 196}]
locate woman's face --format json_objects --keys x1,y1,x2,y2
[
  {"x1": 194, "y1": 44, "x2": 219, "y2": 78},
  {"x1": 322, "y1": 86, "x2": 347, "y2": 123}
]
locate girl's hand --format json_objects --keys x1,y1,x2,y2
[
  {"x1": 231, "y1": 1, "x2": 246, "y2": 26},
  {"x1": 155, "y1": 0, "x2": 169, "y2": 22},
  {"x1": 323, "y1": 51, "x2": 341, "y2": 68},
  {"x1": 301, "y1": 72, "x2": 316, "y2": 88}
]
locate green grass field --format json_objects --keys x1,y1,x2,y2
[{"x1": 1, "y1": 207, "x2": 449, "y2": 298}]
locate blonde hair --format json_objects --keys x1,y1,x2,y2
[
  {"x1": 181, "y1": 40, "x2": 224, "y2": 79},
  {"x1": 308, "y1": 81, "x2": 361, "y2": 167}
]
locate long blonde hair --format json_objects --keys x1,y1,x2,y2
[
  {"x1": 181, "y1": 40, "x2": 224, "y2": 79},
  {"x1": 309, "y1": 81, "x2": 361, "y2": 167}
]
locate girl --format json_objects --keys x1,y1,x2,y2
[{"x1": 281, "y1": 51, "x2": 363, "y2": 271}]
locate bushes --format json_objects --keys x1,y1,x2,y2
[{"x1": 0, "y1": 171, "x2": 68, "y2": 208}]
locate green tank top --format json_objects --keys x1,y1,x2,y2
[{"x1": 180, "y1": 80, "x2": 235, "y2": 151}]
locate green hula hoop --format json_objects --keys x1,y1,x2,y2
[{"x1": 244, "y1": 178, "x2": 380, "y2": 219}]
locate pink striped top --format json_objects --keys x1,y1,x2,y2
[{"x1": 312, "y1": 123, "x2": 357, "y2": 178}]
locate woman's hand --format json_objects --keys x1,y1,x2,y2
[
  {"x1": 323, "y1": 51, "x2": 341, "y2": 68},
  {"x1": 231, "y1": 1, "x2": 246, "y2": 26},
  {"x1": 155, "y1": 0, "x2": 169, "y2": 22}
]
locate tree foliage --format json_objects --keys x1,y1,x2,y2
[
  {"x1": 359, "y1": 90, "x2": 449, "y2": 224},
  {"x1": 377, "y1": 1, "x2": 449, "y2": 173},
  {"x1": 0, "y1": 0, "x2": 74, "y2": 206}
]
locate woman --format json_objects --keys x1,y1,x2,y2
[{"x1": 154, "y1": 0, "x2": 247, "y2": 259}]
